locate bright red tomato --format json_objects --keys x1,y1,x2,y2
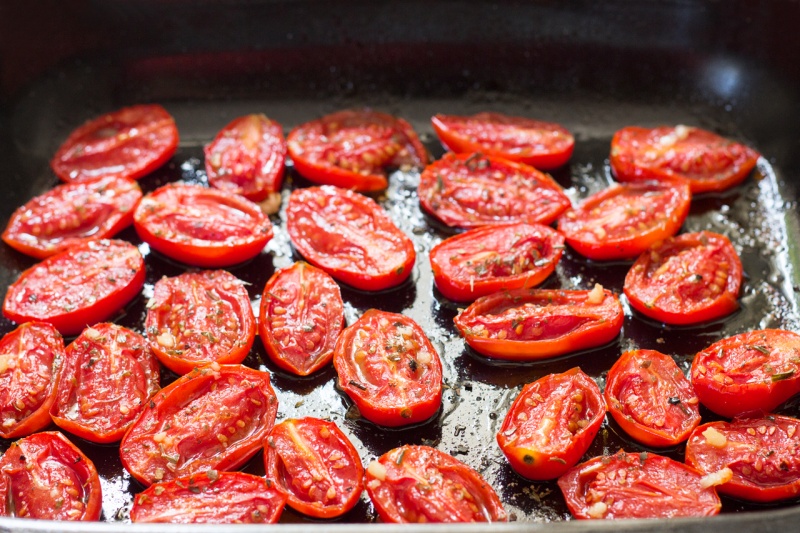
[
  {"x1": 610, "y1": 125, "x2": 760, "y2": 194},
  {"x1": 51, "y1": 104, "x2": 178, "y2": 183},
  {"x1": 685, "y1": 415, "x2": 800, "y2": 502},
  {"x1": 604, "y1": 349, "x2": 700, "y2": 447},
  {"x1": 131, "y1": 471, "x2": 287, "y2": 524},
  {"x1": 259, "y1": 262, "x2": 344, "y2": 376},
  {"x1": 145, "y1": 270, "x2": 255, "y2": 375},
  {"x1": 623, "y1": 231, "x2": 742, "y2": 325},
  {"x1": 691, "y1": 329, "x2": 800, "y2": 418},
  {"x1": 454, "y1": 286, "x2": 623, "y2": 361},
  {"x1": 287, "y1": 109, "x2": 428, "y2": 192},
  {"x1": 2, "y1": 239, "x2": 145, "y2": 336},
  {"x1": 431, "y1": 112, "x2": 574, "y2": 169},
  {"x1": 557, "y1": 450, "x2": 722, "y2": 519},
  {"x1": 365, "y1": 445, "x2": 507, "y2": 523},
  {"x1": 0, "y1": 322, "x2": 64, "y2": 439},
  {"x1": 557, "y1": 181, "x2": 691, "y2": 261},
  {"x1": 2, "y1": 176, "x2": 142, "y2": 259},
  {"x1": 50, "y1": 323, "x2": 160, "y2": 444},
  {"x1": 286, "y1": 186, "x2": 415, "y2": 291},
  {"x1": 497, "y1": 367, "x2": 605, "y2": 480},
  {"x1": 429, "y1": 223, "x2": 564, "y2": 302},
  {"x1": 0, "y1": 431, "x2": 102, "y2": 520},
  {"x1": 264, "y1": 417, "x2": 364, "y2": 519},
  {"x1": 333, "y1": 309, "x2": 442, "y2": 427},
  {"x1": 133, "y1": 182, "x2": 273, "y2": 268},
  {"x1": 418, "y1": 152, "x2": 571, "y2": 229},
  {"x1": 120, "y1": 364, "x2": 278, "y2": 486}
]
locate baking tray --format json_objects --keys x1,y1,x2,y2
[{"x1": 2, "y1": 1, "x2": 800, "y2": 531}]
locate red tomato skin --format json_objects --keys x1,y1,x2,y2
[
  {"x1": 497, "y1": 367, "x2": 605, "y2": 480},
  {"x1": 205, "y1": 114, "x2": 287, "y2": 202},
  {"x1": 365, "y1": 445, "x2": 507, "y2": 523},
  {"x1": 50, "y1": 323, "x2": 160, "y2": 444},
  {"x1": 333, "y1": 309, "x2": 443, "y2": 427},
  {"x1": 131, "y1": 471, "x2": 287, "y2": 524},
  {"x1": 431, "y1": 112, "x2": 574, "y2": 170},
  {"x1": 2, "y1": 176, "x2": 142, "y2": 260},
  {"x1": 259, "y1": 262, "x2": 344, "y2": 376},
  {"x1": 0, "y1": 431, "x2": 102, "y2": 520},
  {"x1": 690, "y1": 329, "x2": 800, "y2": 418},
  {"x1": 286, "y1": 186, "x2": 416, "y2": 291},
  {"x1": 51, "y1": 104, "x2": 178, "y2": 183},
  {"x1": 557, "y1": 181, "x2": 691, "y2": 261},
  {"x1": 429, "y1": 223, "x2": 565, "y2": 302},
  {"x1": 0, "y1": 322, "x2": 64, "y2": 439},
  {"x1": 133, "y1": 183, "x2": 273, "y2": 268},
  {"x1": 264, "y1": 417, "x2": 364, "y2": 519},
  {"x1": 2, "y1": 239, "x2": 146, "y2": 336},
  {"x1": 604, "y1": 350, "x2": 701, "y2": 447},
  {"x1": 454, "y1": 287, "x2": 624, "y2": 361},
  {"x1": 120, "y1": 364, "x2": 278, "y2": 486}
]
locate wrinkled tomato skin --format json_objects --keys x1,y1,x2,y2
[
  {"x1": 0, "y1": 322, "x2": 64, "y2": 439},
  {"x1": 557, "y1": 181, "x2": 691, "y2": 261},
  {"x1": 685, "y1": 415, "x2": 800, "y2": 503},
  {"x1": 259, "y1": 262, "x2": 344, "y2": 376},
  {"x1": 365, "y1": 445, "x2": 507, "y2": 523},
  {"x1": 264, "y1": 417, "x2": 364, "y2": 519},
  {"x1": 454, "y1": 287, "x2": 624, "y2": 361},
  {"x1": 605, "y1": 350, "x2": 700, "y2": 447},
  {"x1": 691, "y1": 329, "x2": 800, "y2": 418},
  {"x1": 0, "y1": 431, "x2": 102, "y2": 521},
  {"x1": 120, "y1": 364, "x2": 278, "y2": 486},
  {"x1": 131, "y1": 471, "x2": 287, "y2": 524},
  {"x1": 429, "y1": 223, "x2": 564, "y2": 302},
  {"x1": 431, "y1": 112, "x2": 574, "y2": 170},
  {"x1": 51, "y1": 104, "x2": 178, "y2": 183},
  {"x1": 497, "y1": 368, "x2": 605, "y2": 480},
  {"x1": 2, "y1": 239, "x2": 145, "y2": 336},
  {"x1": 333, "y1": 309, "x2": 443, "y2": 427},
  {"x1": 50, "y1": 323, "x2": 160, "y2": 444}
]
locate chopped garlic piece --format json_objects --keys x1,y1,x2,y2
[
  {"x1": 700, "y1": 467, "x2": 733, "y2": 489},
  {"x1": 587, "y1": 501, "x2": 608, "y2": 519},
  {"x1": 587, "y1": 283, "x2": 605, "y2": 305},
  {"x1": 702, "y1": 426, "x2": 727, "y2": 448},
  {"x1": 367, "y1": 460, "x2": 387, "y2": 481}
]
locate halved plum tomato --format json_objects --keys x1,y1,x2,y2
[
  {"x1": 133, "y1": 182, "x2": 273, "y2": 268},
  {"x1": 429, "y1": 222, "x2": 564, "y2": 302},
  {"x1": 557, "y1": 450, "x2": 722, "y2": 519},
  {"x1": 431, "y1": 112, "x2": 574, "y2": 170},
  {"x1": 418, "y1": 152, "x2": 571, "y2": 229},
  {"x1": 690, "y1": 329, "x2": 800, "y2": 418},
  {"x1": 131, "y1": 471, "x2": 287, "y2": 524},
  {"x1": 50, "y1": 323, "x2": 160, "y2": 444},
  {"x1": 264, "y1": 417, "x2": 364, "y2": 519},
  {"x1": 259, "y1": 262, "x2": 344, "y2": 376},
  {"x1": 604, "y1": 349, "x2": 700, "y2": 447},
  {"x1": 286, "y1": 186, "x2": 415, "y2": 291},
  {"x1": 610, "y1": 125, "x2": 760, "y2": 194},
  {"x1": 497, "y1": 367, "x2": 605, "y2": 480},
  {"x1": 2, "y1": 175, "x2": 142, "y2": 259},
  {"x1": 685, "y1": 415, "x2": 800, "y2": 502},
  {"x1": 0, "y1": 322, "x2": 64, "y2": 439},
  {"x1": 365, "y1": 445, "x2": 507, "y2": 523},
  {"x1": 557, "y1": 181, "x2": 691, "y2": 261},
  {"x1": 0, "y1": 431, "x2": 102, "y2": 520},
  {"x1": 2, "y1": 239, "x2": 145, "y2": 336},
  {"x1": 51, "y1": 104, "x2": 178, "y2": 183},
  {"x1": 333, "y1": 309, "x2": 442, "y2": 427},
  {"x1": 287, "y1": 109, "x2": 428, "y2": 192},
  {"x1": 205, "y1": 114, "x2": 287, "y2": 204},
  {"x1": 623, "y1": 231, "x2": 742, "y2": 325},
  {"x1": 454, "y1": 285, "x2": 623, "y2": 361},
  {"x1": 120, "y1": 364, "x2": 278, "y2": 486},
  {"x1": 145, "y1": 270, "x2": 255, "y2": 375}
]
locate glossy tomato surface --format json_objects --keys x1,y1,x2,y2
[{"x1": 429, "y1": 223, "x2": 564, "y2": 302}]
